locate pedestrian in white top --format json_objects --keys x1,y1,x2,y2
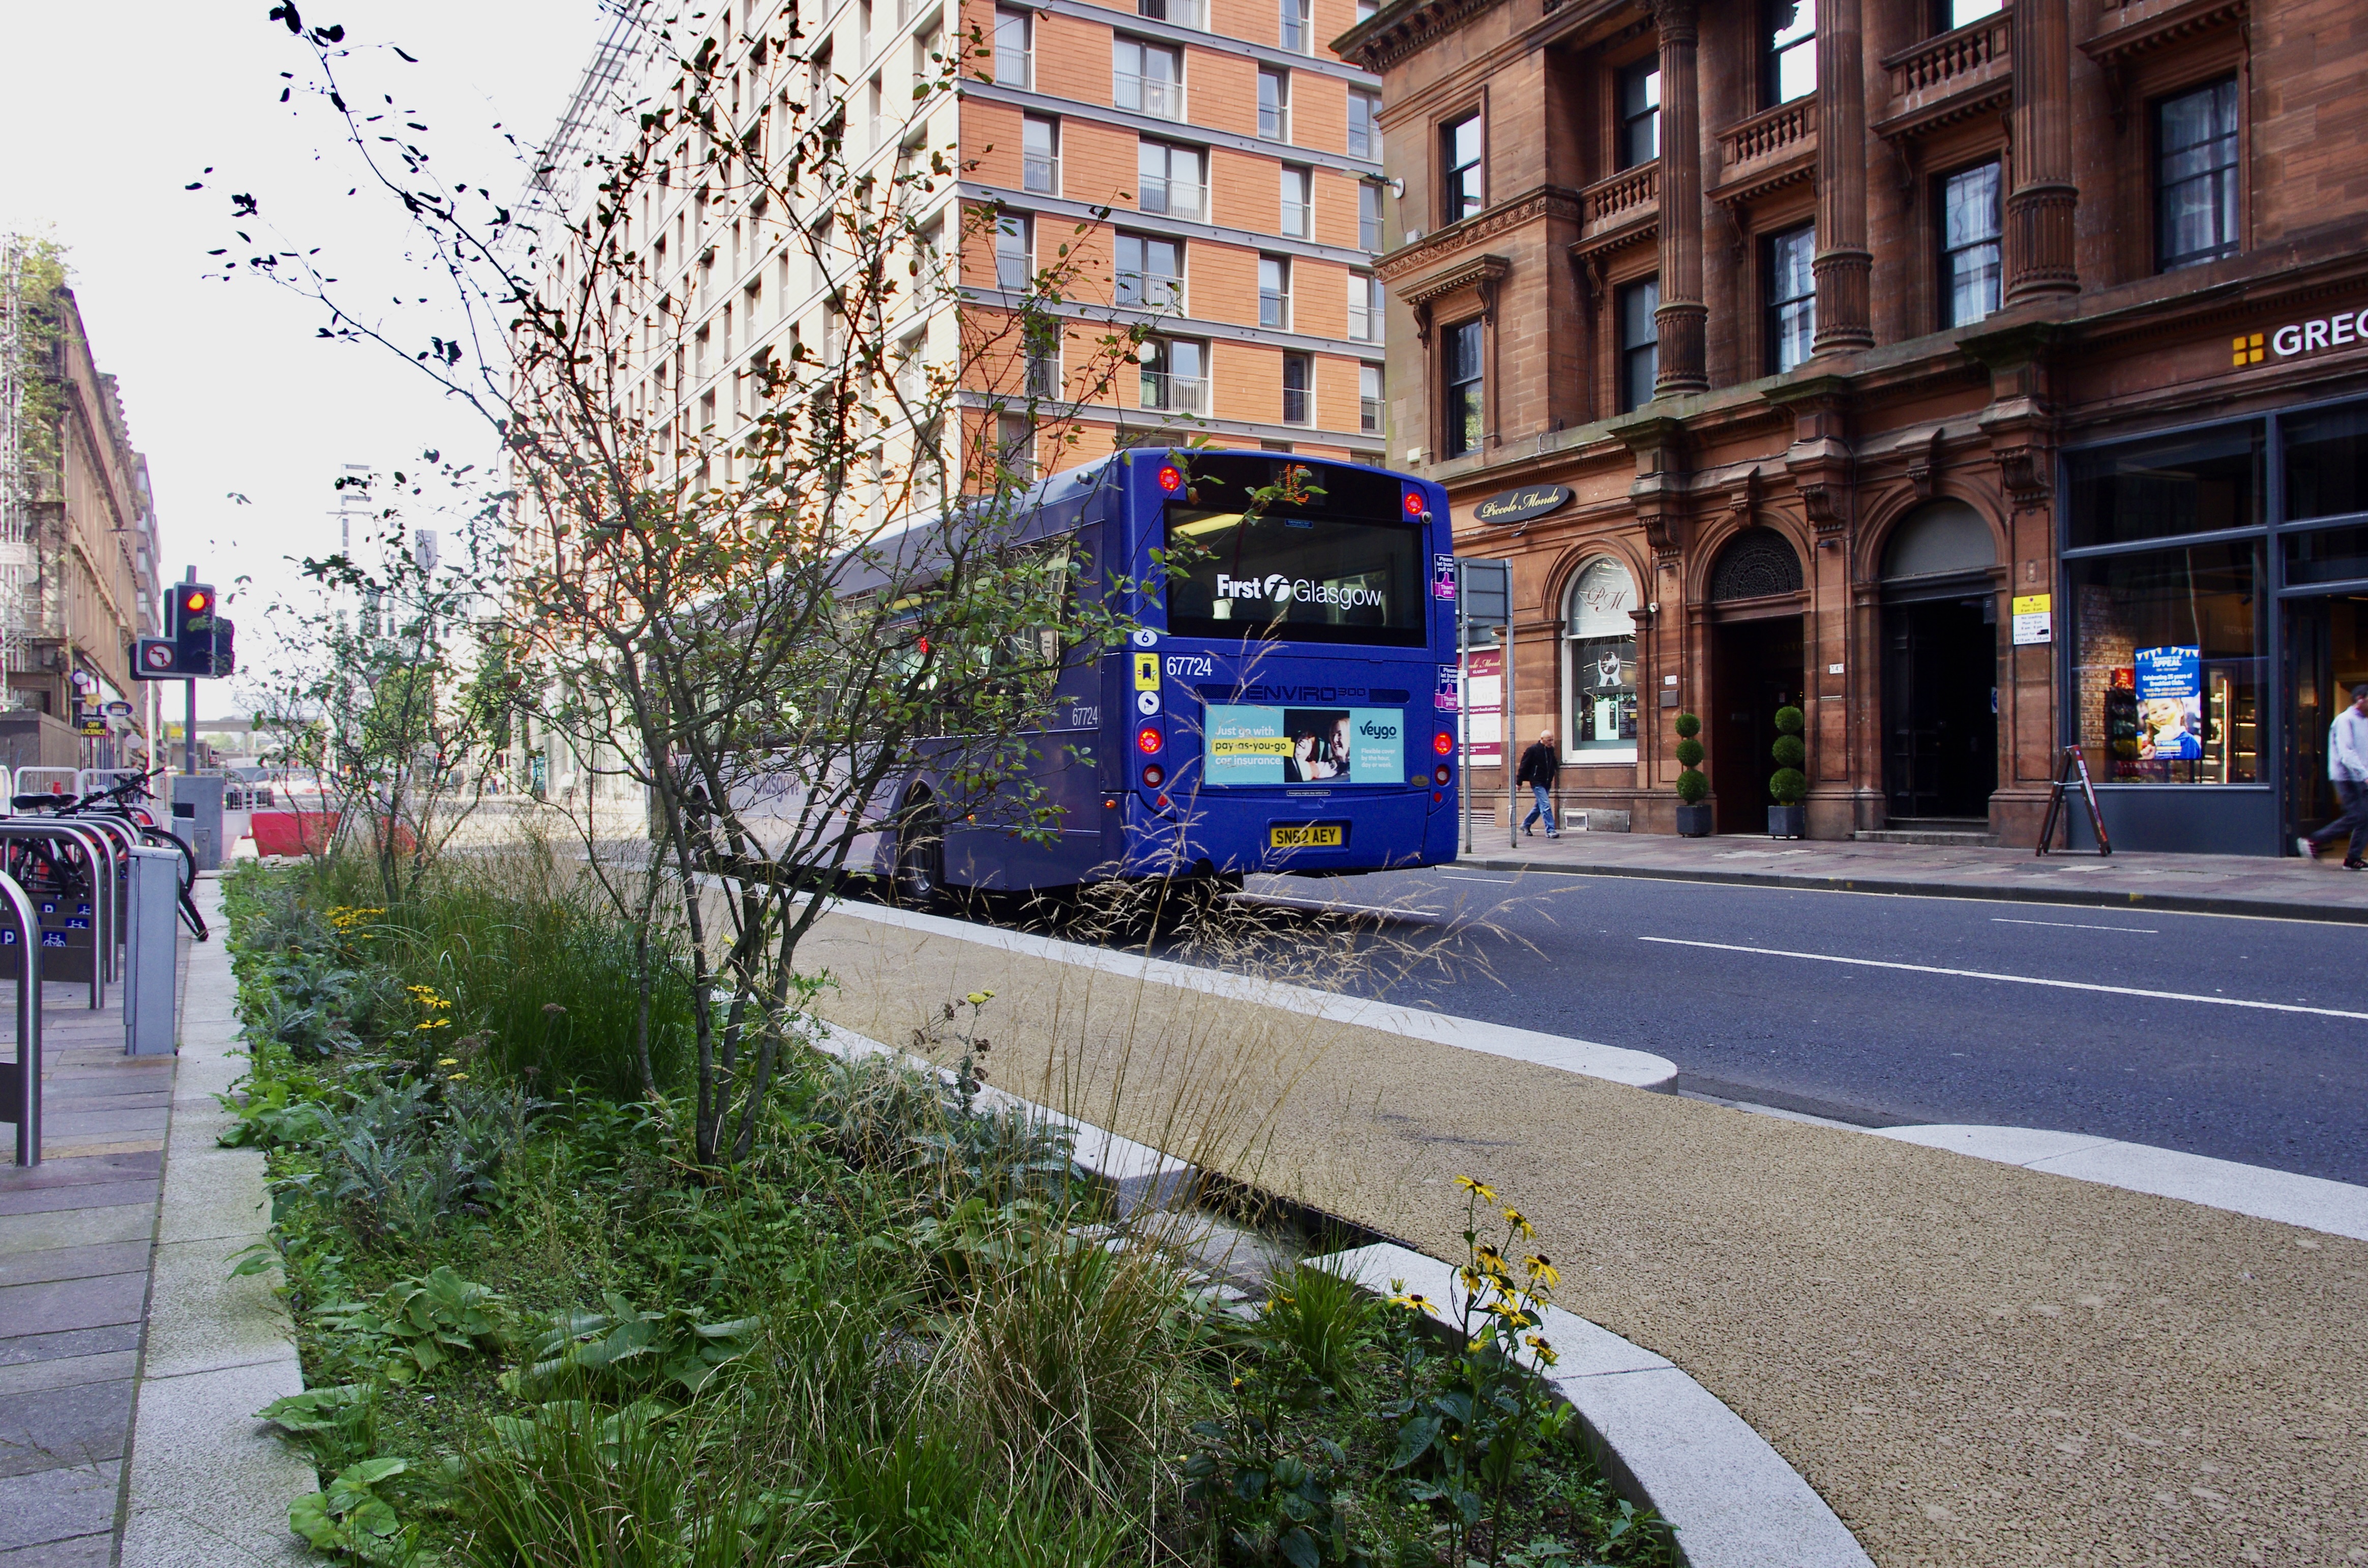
[{"x1": 2300, "y1": 683, "x2": 2368, "y2": 869}]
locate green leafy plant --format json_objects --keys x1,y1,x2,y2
[
  {"x1": 1673, "y1": 713, "x2": 1708, "y2": 805},
  {"x1": 258, "y1": 1382, "x2": 382, "y2": 1472},
  {"x1": 288, "y1": 1456, "x2": 411, "y2": 1563},
  {"x1": 504, "y1": 1292, "x2": 761, "y2": 1401},
  {"x1": 317, "y1": 1265, "x2": 504, "y2": 1382},
  {"x1": 1769, "y1": 705, "x2": 1807, "y2": 805}
]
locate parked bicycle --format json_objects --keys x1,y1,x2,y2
[{"x1": 9, "y1": 769, "x2": 209, "y2": 940}]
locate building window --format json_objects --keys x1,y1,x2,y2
[
  {"x1": 1259, "y1": 68, "x2": 1290, "y2": 141},
  {"x1": 1939, "y1": 0, "x2": 2001, "y2": 28},
  {"x1": 2068, "y1": 541, "x2": 2261, "y2": 785},
  {"x1": 1138, "y1": 140, "x2": 1205, "y2": 219},
  {"x1": 1280, "y1": 164, "x2": 1313, "y2": 238},
  {"x1": 1359, "y1": 180, "x2": 1385, "y2": 252},
  {"x1": 1764, "y1": 0, "x2": 1817, "y2": 107},
  {"x1": 994, "y1": 7, "x2": 1031, "y2": 88},
  {"x1": 1023, "y1": 115, "x2": 1059, "y2": 194},
  {"x1": 1764, "y1": 222, "x2": 1816, "y2": 373},
  {"x1": 1563, "y1": 557, "x2": 1640, "y2": 762},
  {"x1": 995, "y1": 213, "x2": 1031, "y2": 291},
  {"x1": 1938, "y1": 160, "x2": 2002, "y2": 327},
  {"x1": 1138, "y1": 0, "x2": 1203, "y2": 26},
  {"x1": 1444, "y1": 317, "x2": 1483, "y2": 457},
  {"x1": 1359, "y1": 363, "x2": 1384, "y2": 434},
  {"x1": 1115, "y1": 232, "x2": 1183, "y2": 309},
  {"x1": 1115, "y1": 37, "x2": 1184, "y2": 119},
  {"x1": 1139, "y1": 336, "x2": 1207, "y2": 412},
  {"x1": 2156, "y1": 77, "x2": 2241, "y2": 272},
  {"x1": 1024, "y1": 313, "x2": 1061, "y2": 400},
  {"x1": 1259, "y1": 255, "x2": 1290, "y2": 327},
  {"x1": 1616, "y1": 276, "x2": 1659, "y2": 412},
  {"x1": 1356, "y1": 0, "x2": 1378, "y2": 17},
  {"x1": 1442, "y1": 110, "x2": 1483, "y2": 223},
  {"x1": 1282, "y1": 352, "x2": 1312, "y2": 425},
  {"x1": 1281, "y1": 0, "x2": 1311, "y2": 53},
  {"x1": 1617, "y1": 55, "x2": 1660, "y2": 170},
  {"x1": 1348, "y1": 272, "x2": 1383, "y2": 342},
  {"x1": 1348, "y1": 91, "x2": 1381, "y2": 160},
  {"x1": 997, "y1": 412, "x2": 1037, "y2": 480}
]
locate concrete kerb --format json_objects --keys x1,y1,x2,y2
[
  {"x1": 1459, "y1": 851, "x2": 2368, "y2": 925},
  {"x1": 806, "y1": 1017, "x2": 1857, "y2": 1568},
  {"x1": 118, "y1": 877, "x2": 316, "y2": 1568}
]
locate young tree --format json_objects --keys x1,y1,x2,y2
[{"x1": 233, "y1": 6, "x2": 1153, "y2": 1162}]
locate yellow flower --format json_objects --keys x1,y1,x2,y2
[
  {"x1": 1525, "y1": 1334, "x2": 1559, "y2": 1367},
  {"x1": 1453, "y1": 1175, "x2": 1499, "y2": 1202},
  {"x1": 1502, "y1": 1207, "x2": 1534, "y2": 1238},
  {"x1": 415, "y1": 1020, "x2": 450, "y2": 1031},
  {"x1": 965, "y1": 990, "x2": 995, "y2": 1005},
  {"x1": 437, "y1": 1058, "x2": 460, "y2": 1067},
  {"x1": 447, "y1": 1072, "x2": 469, "y2": 1082},
  {"x1": 1525, "y1": 1255, "x2": 1560, "y2": 1289}
]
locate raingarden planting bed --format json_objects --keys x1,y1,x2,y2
[{"x1": 221, "y1": 851, "x2": 1676, "y2": 1567}]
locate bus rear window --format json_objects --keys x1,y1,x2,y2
[{"x1": 1164, "y1": 508, "x2": 1425, "y2": 646}]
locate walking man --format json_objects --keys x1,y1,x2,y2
[
  {"x1": 1517, "y1": 729, "x2": 1559, "y2": 839},
  {"x1": 2302, "y1": 683, "x2": 2368, "y2": 869}
]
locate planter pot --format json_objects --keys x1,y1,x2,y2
[
  {"x1": 1767, "y1": 803, "x2": 1806, "y2": 839},
  {"x1": 1675, "y1": 802, "x2": 1714, "y2": 838}
]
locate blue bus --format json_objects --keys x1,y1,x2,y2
[{"x1": 864, "y1": 448, "x2": 1462, "y2": 898}]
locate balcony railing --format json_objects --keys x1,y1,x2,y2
[
  {"x1": 1580, "y1": 162, "x2": 1659, "y2": 239},
  {"x1": 1024, "y1": 153, "x2": 1059, "y2": 193},
  {"x1": 1879, "y1": 9, "x2": 2012, "y2": 138},
  {"x1": 1115, "y1": 73, "x2": 1185, "y2": 120},
  {"x1": 1281, "y1": 201, "x2": 1312, "y2": 239},
  {"x1": 1282, "y1": 386, "x2": 1310, "y2": 425},
  {"x1": 1140, "y1": 177, "x2": 1206, "y2": 219},
  {"x1": 1720, "y1": 98, "x2": 1816, "y2": 171},
  {"x1": 1140, "y1": 371, "x2": 1208, "y2": 413},
  {"x1": 1359, "y1": 395, "x2": 1383, "y2": 434}
]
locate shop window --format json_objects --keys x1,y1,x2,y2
[
  {"x1": 1617, "y1": 55, "x2": 1660, "y2": 170},
  {"x1": 1443, "y1": 318, "x2": 1483, "y2": 458},
  {"x1": 1564, "y1": 558, "x2": 1640, "y2": 761},
  {"x1": 2066, "y1": 423, "x2": 2261, "y2": 548},
  {"x1": 1938, "y1": 161, "x2": 2002, "y2": 328},
  {"x1": 2156, "y1": 77, "x2": 2240, "y2": 272},
  {"x1": 2285, "y1": 525, "x2": 2368, "y2": 588},
  {"x1": 1616, "y1": 276, "x2": 1659, "y2": 413},
  {"x1": 2283, "y1": 401, "x2": 2368, "y2": 522},
  {"x1": 2069, "y1": 540, "x2": 2261, "y2": 784},
  {"x1": 1442, "y1": 111, "x2": 1484, "y2": 223},
  {"x1": 1764, "y1": 0, "x2": 1817, "y2": 108},
  {"x1": 1763, "y1": 223, "x2": 1817, "y2": 374}
]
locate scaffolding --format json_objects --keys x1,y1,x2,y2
[
  {"x1": 0, "y1": 239, "x2": 35, "y2": 685},
  {"x1": 519, "y1": 0, "x2": 662, "y2": 228}
]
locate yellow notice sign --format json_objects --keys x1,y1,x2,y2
[
  {"x1": 2011, "y1": 594, "x2": 2052, "y2": 647},
  {"x1": 1133, "y1": 652, "x2": 1160, "y2": 691}
]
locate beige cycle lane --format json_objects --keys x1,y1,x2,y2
[{"x1": 799, "y1": 907, "x2": 2368, "y2": 1568}]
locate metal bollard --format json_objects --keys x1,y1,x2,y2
[
  {"x1": 0, "y1": 869, "x2": 43, "y2": 1166},
  {"x1": 123, "y1": 848, "x2": 179, "y2": 1058}
]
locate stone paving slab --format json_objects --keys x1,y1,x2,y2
[
  {"x1": 1464, "y1": 829, "x2": 2368, "y2": 922},
  {"x1": 0, "y1": 1462, "x2": 121, "y2": 1554},
  {"x1": 0, "y1": 1350, "x2": 138, "y2": 1398},
  {"x1": 0, "y1": 1378, "x2": 132, "y2": 1479},
  {"x1": 0, "y1": 1242, "x2": 150, "y2": 1289}
]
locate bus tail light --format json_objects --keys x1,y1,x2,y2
[
  {"x1": 1136, "y1": 726, "x2": 1163, "y2": 755},
  {"x1": 1142, "y1": 764, "x2": 1165, "y2": 788},
  {"x1": 1434, "y1": 764, "x2": 1452, "y2": 785},
  {"x1": 1433, "y1": 731, "x2": 1454, "y2": 757}
]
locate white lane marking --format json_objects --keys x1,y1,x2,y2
[
  {"x1": 1230, "y1": 892, "x2": 1444, "y2": 920},
  {"x1": 1437, "y1": 872, "x2": 1518, "y2": 884},
  {"x1": 1637, "y1": 936, "x2": 2368, "y2": 1022},
  {"x1": 1992, "y1": 917, "x2": 2159, "y2": 933}
]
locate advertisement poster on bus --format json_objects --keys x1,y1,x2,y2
[
  {"x1": 1203, "y1": 705, "x2": 1404, "y2": 785},
  {"x1": 1463, "y1": 646, "x2": 1503, "y2": 766},
  {"x1": 2133, "y1": 645, "x2": 2202, "y2": 761}
]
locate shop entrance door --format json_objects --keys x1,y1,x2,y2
[
  {"x1": 2285, "y1": 593, "x2": 2368, "y2": 842},
  {"x1": 1881, "y1": 594, "x2": 1998, "y2": 821},
  {"x1": 1709, "y1": 615, "x2": 1803, "y2": 834}
]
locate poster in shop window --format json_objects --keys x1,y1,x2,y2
[
  {"x1": 2133, "y1": 645, "x2": 2203, "y2": 762},
  {"x1": 1462, "y1": 646, "x2": 1503, "y2": 766}
]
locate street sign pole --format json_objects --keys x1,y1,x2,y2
[
  {"x1": 1458, "y1": 584, "x2": 1471, "y2": 855},
  {"x1": 183, "y1": 567, "x2": 198, "y2": 775},
  {"x1": 1503, "y1": 621, "x2": 1517, "y2": 848}
]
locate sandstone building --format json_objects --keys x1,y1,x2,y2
[{"x1": 1338, "y1": 0, "x2": 2368, "y2": 853}]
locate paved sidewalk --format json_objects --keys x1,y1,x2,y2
[
  {"x1": 1454, "y1": 827, "x2": 2368, "y2": 922},
  {"x1": 804, "y1": 907, "x2": 2368, "y2": 1566}
]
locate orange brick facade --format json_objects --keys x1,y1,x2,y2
[{"x1": 1341, "y1": 0, "x2": 2368, "y2": 853}]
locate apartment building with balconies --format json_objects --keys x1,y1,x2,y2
[{"x1": 1341, "y1": 0, "x2": 2368, "y2": 854}]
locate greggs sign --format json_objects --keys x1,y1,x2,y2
[{"x1": 2231, "y1": 306, "x2": 2368, "y2": 367}]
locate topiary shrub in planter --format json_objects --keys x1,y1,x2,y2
[
  {"x1": 1767, "y1": 705, "x2": 1807, "y2": 838},
  {"x1": 1673, "y1": 712, "x2": 1713, "y2": 837}
]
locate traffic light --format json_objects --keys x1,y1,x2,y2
[
  {"x1": 173, "y1": 583, "x2": 217, "y2": 670},
  {"x1": 209, "y1": 617, "x2": 236, "y2": 677}
]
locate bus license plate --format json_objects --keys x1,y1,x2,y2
[{"x1": 1270, "y1": 824, "x2": 1343, "y2": 849}]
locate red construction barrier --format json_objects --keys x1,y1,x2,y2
[{"x1": 250, "y1": 810, "x2": 340, "y2": 858}]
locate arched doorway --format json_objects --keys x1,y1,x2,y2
[
  {"x1": 1878, "y1": 501, "x2": 1999, "y2": 823},
  {"x1": 1707, "y1": 528, "x2": 1805, "y2": 833}
]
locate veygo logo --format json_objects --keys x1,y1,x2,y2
[
  {"x1": 1213, "y1": 572, "x2": 1387, "y2": 611},
  {"x1": 1356, "y1": 717, "x2": 1399, "y2": 741}
]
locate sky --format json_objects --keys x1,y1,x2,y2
[{"x1": 1, "y1": 0, "x2": 611, "y2": 717}]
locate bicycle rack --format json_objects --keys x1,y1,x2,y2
[
  {"x1": 0, "y1": 822, "x2": 115, "y2": 1011},
  {"x1": 0, "y1": 868, "x2": 43, "y2": 1166},
  {"x1": 68, "y1": 814, "x2": 143, "y2": 984}
]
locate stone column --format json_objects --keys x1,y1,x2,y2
[
  {"x1": 1811, "y1": 0, "x2": 1873, "y2": 353},
  {"x1": 1652, "y1": 0, "x2": 1708, "y2": 396},
  {"x1": 2006, "y1": 0, "x2": 2079, "y2": 300}
]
